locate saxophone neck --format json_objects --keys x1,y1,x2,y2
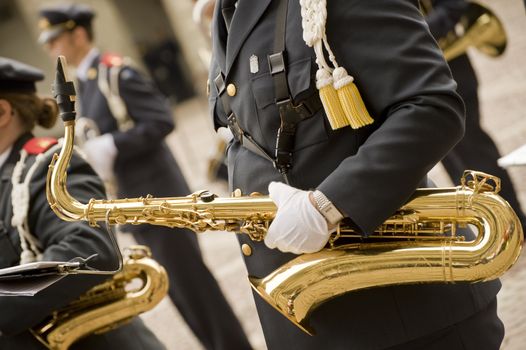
[{"x1": 46, "y1": 56, "x2": 87, "y2": 222}]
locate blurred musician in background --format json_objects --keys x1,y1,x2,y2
[{"x1": 422, "y1": 0, "x2": 526, "y2": 234}]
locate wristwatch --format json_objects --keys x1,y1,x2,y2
[{"x1": 312, "y1": 190, "x2": 344, "y2": 225}]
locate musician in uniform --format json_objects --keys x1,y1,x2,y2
[
  {"x1": 209, "y1": 0, "x2": 504, "y2": 348},
  {"x1": 37, "y1": 4, "x2": 252, "y2": 350},
  {"x1": 0, "y1": 57, "x2": 164, "y2": 349},
  {"x1": 423, "y1": 0, "x2": 526, "y2": 234}
]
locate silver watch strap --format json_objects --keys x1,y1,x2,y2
[{"x1": 312, "y1": 190, "x2": 344, "y2": 225}]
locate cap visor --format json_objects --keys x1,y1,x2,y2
[{"x1": 38, "y1": 27, "x2": 65, "y2": 44}]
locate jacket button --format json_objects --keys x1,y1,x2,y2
[
  {"x1": 87, "y1": 67, "x2": 97, "y2": 80},
  {"x1": 241, "y1": 243, "x2": 252, "y2": 256},
  {"x1": 227, "y1": 83, "x2": 237, "y2": 97}
]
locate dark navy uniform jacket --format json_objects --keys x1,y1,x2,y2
[
  {"x1": 209, "y1": 0, "x2": 501, "y2": 349},
  {"x1": 76, "y1": 54, "x2": 189, "y2": 199},
  {"x1": 0, "y1": 133, "x2": 164, "y2": 349}
]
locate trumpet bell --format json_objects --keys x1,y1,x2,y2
[{"x1": 442, "y1": 2, "x2": 507, "y2": 61}]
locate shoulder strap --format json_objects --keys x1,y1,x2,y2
[
  {"x1": 269, "y1": 0, "x2": 289, "y2": 102},
  {"x1": 98, "y1": 55, "x2": 135, "y2": 132},
  {"x1": 268, "y1": 0, "x2": 305, "y2": 179}
]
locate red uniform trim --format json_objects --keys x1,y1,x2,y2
[
  {"x1": 100, "y1": 52, "x2": 124, "y2": 67},
  {"x1": 23, "y1": 137, "x2": 58, "y2": 155}
]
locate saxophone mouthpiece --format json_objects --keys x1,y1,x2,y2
[{"x1": 53, "y1": 55, "x2": 77, "y2": 122}]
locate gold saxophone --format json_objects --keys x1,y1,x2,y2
[
  {"x1": 31, "y1": 246, "x2": 168, "y2": 350},
  {"x1": 47, "y1": 56, "x2": 523, "y2": 335}
]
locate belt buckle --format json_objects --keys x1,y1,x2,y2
[
  {"x1": 227, "y1": 113, "x2": 244, "y2": 143},
  {"x1": 292, "y1": 101, "x2": 311, "y2": 120}
]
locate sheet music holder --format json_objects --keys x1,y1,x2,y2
[{"x1": 0, "y1": 258, "x2": 93, "y2": 296}]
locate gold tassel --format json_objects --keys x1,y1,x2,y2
[
  {"x1": 316, "y1": 68, "x2": 349, "y2": 130},
  {"x1": 333, "y1": 67, "x2": 374, "y2": 129}
]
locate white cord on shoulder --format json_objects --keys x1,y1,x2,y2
[
  {"x1": 300, "y1": 0, "x2": 350, "y2": 75},
  {"x1": 98, "y1": 63, "x2": 133, "y2": 132},
  {"x1": 300, "y1": 0, "x2": 330, "y2": 69},
  {"x1": 12, "y1": 150, "x2": 41, "y2": 264},
  {"x1": 11, "y1": 143, "x2": 62, "y2": 264},
  {"x1": 300, "y1": 0, "x2": 374, "y2": 130},
  {"x1": 300, "y1": 0, "x2": 326, "y2": 47}
]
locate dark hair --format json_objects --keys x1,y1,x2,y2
[
  {"x1": 85, "y1": 23, "x2": 94, "y2": 41},
  {"x1": 77, "y1": 23, "x2": 94, "y2": 42},
  {"x1": 0, "y1": 92, "x2": 58, "y2": 130}
]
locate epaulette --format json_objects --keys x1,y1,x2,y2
[
  {"x1": 23, "y1": 137, "x2": 58, "y2": 155},
  {"x1": 100, "y1": 52, "x2": 124, "y2": 67}
]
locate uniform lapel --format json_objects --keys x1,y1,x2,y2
[
  {"x1": 0, "y1": 134, "x2": 31, "y2": 173},
  {"x1": 211, "y1": 0, "x2": 227, "y2": 74},
  {"x1": 225, "y1": 0, "x2": 272, "y2": 75}
]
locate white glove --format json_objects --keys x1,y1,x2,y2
[
  {"x1": 265, "y1": 182, "x2": 331, "y2": 254},
  {"x1": 82, "y1": 134, "x2": 117, "y2": 182}
]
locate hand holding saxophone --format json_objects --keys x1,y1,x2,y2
[{"x1": 265, "y1": 182, "x2": 332, "y2": 254}]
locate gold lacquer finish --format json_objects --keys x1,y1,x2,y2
[
  {"x1": 48, "y1": 56, "x2": 522, "y2": 335},
  {"x1": 249, "y1": 174, "x2": 523, "y2": 333},
  {"x1": 31, "y1": 246, "x2": 169, "y2": 350}
]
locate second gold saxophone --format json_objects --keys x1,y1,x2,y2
[
  {"x1": 48, "y1": 56, "x2": 523, "y2": 335},
  {"x1": 31, "y1": 246, "x2": 168, "y2": 350}
]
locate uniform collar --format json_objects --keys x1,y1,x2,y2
[
  {"x1": 0, "y1": 146, "x2": 12, "y2": 169},
  {"x1": 0, "y1": 133, "x2": 32, "y2": 176},
  {"x1": 76, "y1": 47, "x2": 100, "y2": 81},
  {"x1": 212, "y1": 0, "x2": 272, "y2": 76},
  {"x1": 225, "y1": 0, "x2": 272, "y2": 74}
]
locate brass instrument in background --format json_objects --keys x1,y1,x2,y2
[
  {"x1": 31, "y1": 246, "x2": 168, "y2": 350},
  {"x1": 48, "y1": 56, "x2": 523, "y2": 335},
  {"x1": 421, "y1": 1, "x2": 507, "y2": 61}
]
